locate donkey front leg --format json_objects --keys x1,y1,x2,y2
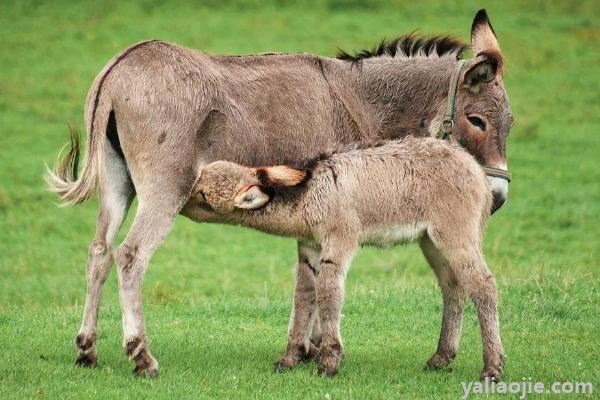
[
  {"x1": 115, "y1": 201, "x2": 180, "y2": 377},
  {"x1": 314, "y1": 236, "x2": 356, "y2": 376},
  {"x1": 276, "y1": 243, "x2": 321, "y2": 371}
]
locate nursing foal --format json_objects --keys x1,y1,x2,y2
[{"x1": 185, "y1": 136, "x2": 503, "y2": 379}]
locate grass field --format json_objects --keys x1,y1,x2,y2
[{"x1": 1, "y1": 0, "x2": 599, "y2": 398}]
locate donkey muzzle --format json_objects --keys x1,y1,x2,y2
[{"x1": 488, "y1": 175, "x2": 509, "y2": 214}]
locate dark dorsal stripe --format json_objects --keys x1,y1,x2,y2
[{"x1": 336, "y1": 33, "x2": 468, "y2": 63}]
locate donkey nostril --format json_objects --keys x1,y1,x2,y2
[{"x1": 491, "y1": 191, "x2": 507, "y2": 214}]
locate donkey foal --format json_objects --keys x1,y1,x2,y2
[{"x1": 184, "y1": 136, "x2": 503, "y2": 379}]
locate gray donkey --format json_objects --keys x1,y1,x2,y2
[
  {"x1": 46, "y1": 10, "x2": 513, "y2": 377},
  {"x1": 185, "y1": 136, "x2": 501, "y2": 379}
]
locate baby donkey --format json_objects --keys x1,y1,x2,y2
[{"x1": 185, "y1": 136, "x2": 504, "y2": 379}]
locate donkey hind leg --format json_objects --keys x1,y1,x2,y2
[
  {"x1": 314, "y1": 236, "x2": 357, "y2": 377},
  {"x1": 424, "y1": 233, "x2": 504, "y2": 380},
  {"x1": 114, "y1": 188, "x2": 186, "y2": 378},
  {"x1": 275, "y1": 243, "x2": 321, "y2": 371},
  {"x1": 420, "y1": 235, "x2": 466, "y2": 370},
  {"x1": 76, "y1": 142, "x2": 134, "y2": 367}
]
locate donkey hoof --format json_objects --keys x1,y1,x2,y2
[
  {"x1": 425, "y1": 352, "x2": 455, "y2": 370},
  {"x1": 75, "y1": 332, "x2": 97, "y2": 368},
  {"x1": 480, "y1": 367, "x2": 502, "y2": 382},
  {"x1": 274, "y1": 361, "x2": 293, "y2": 373},
  {"x1": 274, "y1": 354, "x2": 299, "y2": 372},
  {"x1": 274, "y1": 342, "x2": 320, "y2": 372},
  {"x1": 133, "y1": 364, "x2": 159, "y2": 378},
  {"x1": 317, "y1": 365, "x2": 338, "y2": 377},
  {"x1": 75, "y1": 332, "x2": 96, "y2": 349},
  {"x1": 75, "y1": 351, "x2": 97, "y2": 368},
  {"x1": 132, "y1": 355, "x2": 159, "y2": 378},
  {"x1": 316, "y1": 345, "x2": 342, "y2": 377}
]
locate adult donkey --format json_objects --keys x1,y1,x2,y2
[{"x1": 47, "y1": 9, "x2": 513, "y2": 377}]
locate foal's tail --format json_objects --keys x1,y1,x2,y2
[{"x1": 45, "y1": 95, "x2": 110, "y2": 206}]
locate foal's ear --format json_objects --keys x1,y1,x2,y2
[
  {"x1": 463, "y1": 53, "x2": 500, "y2": 94},
  {"x1": 234, "y1": 186, "x2": 271, "y2": 210},
  {"x1": 256, "y1": 165, "x2": 309, "y2": 187}
]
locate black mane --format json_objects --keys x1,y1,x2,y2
[{"x1": 337, "y1": 33, "x2": 468, "y2": 63}]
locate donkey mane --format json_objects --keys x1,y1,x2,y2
[{"x1": 336, "y1": 33, "x2": 468, "y2": 63}]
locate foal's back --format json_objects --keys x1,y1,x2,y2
[{"x1": 307, "y1": 137, "x2": 492, "y2": 245}]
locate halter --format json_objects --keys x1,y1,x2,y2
[{"x1": 436, "y1": 60, "x2": 512, "y2": 183}]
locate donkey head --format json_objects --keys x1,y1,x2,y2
[
  {"x1": 453, "y1": 10, "x2": 513, "y2": 212},
  {"x1": 194, "y1": 161, "x2": 307, "y2": 212}
]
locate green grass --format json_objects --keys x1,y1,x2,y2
[{"x1": 1, "y1": 1, "x2": 599, "y2": 398}]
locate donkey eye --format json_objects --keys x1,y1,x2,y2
[{"x1": 467, "y1": 116, "x2": 486, "y2": 131}]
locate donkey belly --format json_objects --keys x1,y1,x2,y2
[{"x1": 360, "y1": 223, "x2": 427, "y2": 248}]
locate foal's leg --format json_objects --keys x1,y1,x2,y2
[
  {"x1": 420, "y1": 235, "x2": 466, "y2": 370},
  {"x1": 275, "y1": 243, "x2": 320, "y2": 370},
  {"x1": 428, "y1": 232, "x2": 504, "y2": 380},
  {"x1": 76, "y1": 145, "x2": 134, "y2": 367},
  {"x1": 310, "y1": 307, "x2": 322, "y2": 349},
  {"x1": 468, "y1": 252, "x2": 504, "y2": 381},
  {"x1": 314, "y1": 236, "x2": 357, "y2": 376}
]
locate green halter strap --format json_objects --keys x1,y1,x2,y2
[
  {"x1": 435, "y1": 60, "x2": 512, "y2": 183},
  {"x1": 436, "y1": 60, "x2": 467, "y2": 142}
]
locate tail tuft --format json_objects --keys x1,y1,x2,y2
[{"x1": 45, "y1": 123, "x2": 99, "y2": 206}]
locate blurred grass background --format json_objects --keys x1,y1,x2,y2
[{"x1": 0, "y1": 1, "x2": 598, "y2": 398}]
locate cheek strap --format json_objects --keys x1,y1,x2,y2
[
  {"x1": 436, "y1": 60, "x2": 466, "y2": 140},
  {"x1": 436, "y1": 60, "x2": 512, "y2": 183}
]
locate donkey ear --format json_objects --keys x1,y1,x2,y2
[
  {"x1": 471, "y1": 9, "x2": 501, "y2": 55},
  {"x1": 463, "y1": 54, "x2": 499, "y2": 93},
  {"x1": 233, "y1": 185, "x2": 271, "y2": 210},
  {"x1": 256, "y1": 165, "x2": 308, "y2": 187}
]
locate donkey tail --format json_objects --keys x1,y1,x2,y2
[
  {"x1": 45, "y1": 125, "x2": 104, "y2": 206},
  {"x1": 45, "y1": 40, "x2": 162, "y2": 206},
  {"x1": 45, "y1": 93, "x2": 110, "y2": 206}
]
